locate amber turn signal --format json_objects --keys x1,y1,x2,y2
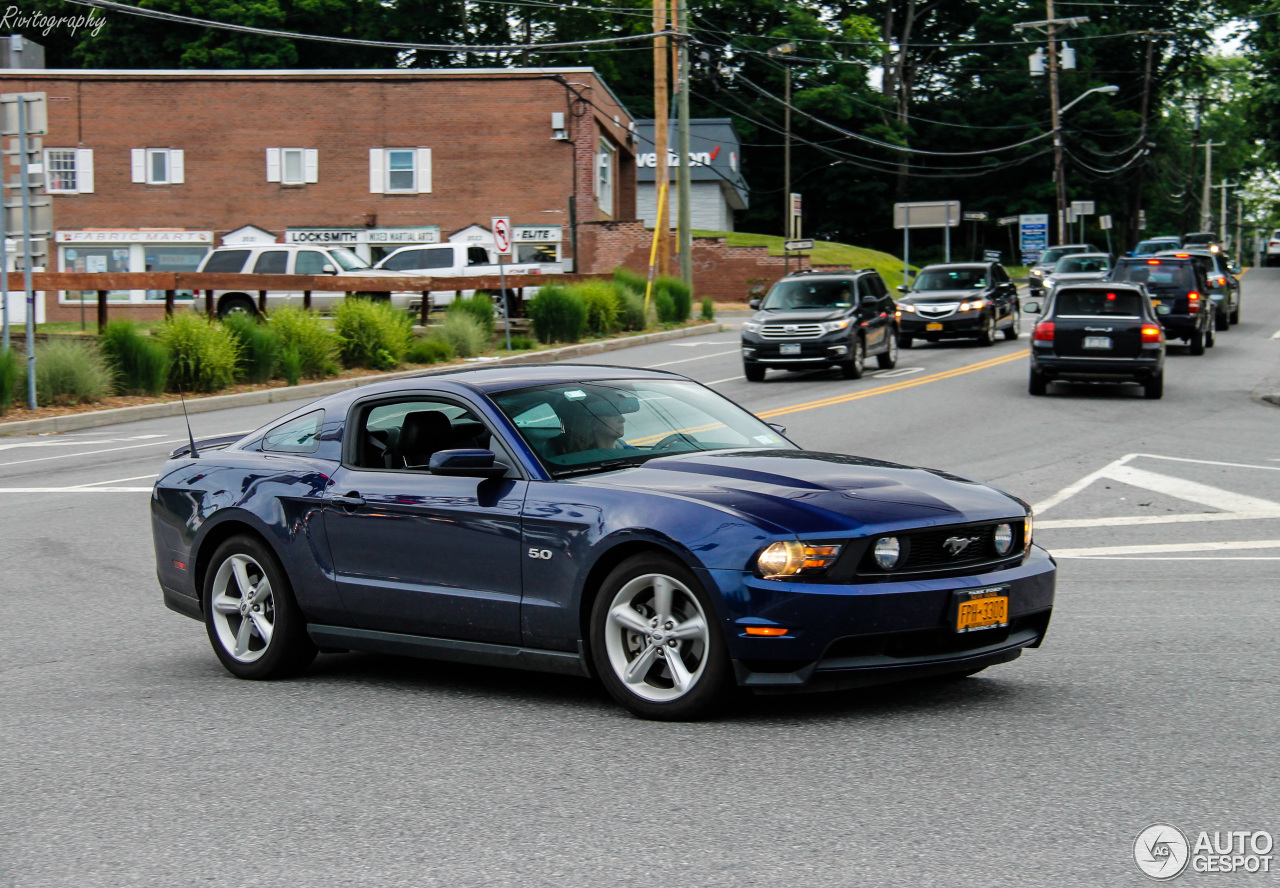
[{"x1": 744, "y1": 626, "x2": 789, "y2": 637}]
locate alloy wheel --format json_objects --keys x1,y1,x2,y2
[
  {"x1": 603, "y1": 573, "x2": 710, "y2": 702},
  {"x1": 209, "y1": 553, "x2": 276, "y2": 663}
]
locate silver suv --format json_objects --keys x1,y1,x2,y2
[
  {"x1": 1027, "y1": 243, "x2": 1100, "y2": 296},
  {"x1": 195, "y1": 244, "x2": 417, "y2": 316}
]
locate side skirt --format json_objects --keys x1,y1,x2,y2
[{"x1": 307, "y1": 624, "x2": 592, "y2": 678}]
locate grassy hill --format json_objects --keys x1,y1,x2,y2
[{"x1": 692, "y1": 230, "x2": 916, "y2": 290}]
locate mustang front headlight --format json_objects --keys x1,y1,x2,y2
[
  {"x1": 873, "y1": 536, "x2": 902, "y2": 570},
  {"x1": 993, "y1": 523, "x2": 1014, "y2": 556},
  {"x1": 757, "y1": 541, "x2": 842, "y2": 578},
  {"x1": 821, "y1": 319, "x2": 852, "y2": 333}
]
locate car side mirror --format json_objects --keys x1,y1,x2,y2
[
  {"x1": 748, "y1": 298, "x2": 761, "y2": 310},
  {"x1": 896, "y1": 284, "x2": 908, "y2": 293},
  {"x1": 767, "y1": 423, "x2": 787, "y2": 435},
  {"x1": 428, "y1": 449, "x2": 509, "y2": 479},
  {"x1": 321, "y1": 263, "x2": 337, "y2": 274},
  {"x1": 1156, "y1": 304, "x2": 1172, "y2": 316},
  {"x1": 1024, "y1": 301, "x2": 1040, "y2": 314},
  {"x1": 1125, "y1": 250, "x2": 1134, "y2": 257}
]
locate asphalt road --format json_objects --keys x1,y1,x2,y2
[{"x1": 3, "y1": 271, "x2": 1279, "y2": 887}]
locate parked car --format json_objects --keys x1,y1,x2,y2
[
  {"x1": 1154, "y1": 249, "x2": 1241, "y2": 328},
  {"x1": 741, "y1": 269, "x2": 898, "y2": 381},
  {"x1": 1129, "y1": 236, "x2": 1181, "y2": 257},
  {"x1": 1025, "y1": 283, "x2": 1167, "y2": 399},
  {"x1": 1109, "y1": 255, "x2": 1214, "y2": 354},
  {"x1": 1266, "y1": 229, "x2": 1280, "y2": 267},
  {"x1": 195, "y1": 244, "x2": 418, "y2": 317},
  {"x1": 1041, "y1": 252, "x2": 1113, "y2": 292},
  {"x1": 894, "y1": 261, "x2": 1020, "y2": 347},
  {"x1": 1028, "y1": 244, "x2": 1101, "y2": 296},
  {"x1": 373, "y1": 243, "x2": 543, "y2": 314},
  {"x1": 152, "y1": 365, "x2": 1055, "y2": 720}
]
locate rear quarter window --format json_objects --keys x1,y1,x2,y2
[
  {"x1": 262, "y1": 410, "x2": 324, "y2": 454},
  {"x1": 202, "y1": 250, "x2": 250, "y2": 273}
]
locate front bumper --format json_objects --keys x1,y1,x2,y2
[
  {"x1": 742, "y1": 331, "x2": 853, "y2": 365},
  {"x1": 899, "y1": 311, "x2": 986, "y2": 338},
  {"x1": 707, "y1": 545, "x2": 1056, "y2": 692}
]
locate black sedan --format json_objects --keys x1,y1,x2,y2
[
  {"x1": 152, "y1": 365, "x2": 1055, "y2": 720},
  {"x1": 895, "y1": 262, "x2": 1021, "y2": 347},
  {"x1": 1025, "y1": 282, "x2": 1167, "y2": 398}
]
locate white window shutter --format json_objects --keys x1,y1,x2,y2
[
  {"x1": 170, "y1": 149, "x2": 185, "y2": 184},
  {"x1": 265, "y1": 148, "x2": 280, "y2": 183},
  {"x1": 416, "y1": 148, "x2": 432, "y2": 194},
  {"x1": 369, "y1": 148, "x2": 384, "y2": 193},
  {"x1": 76, "y1": 148, "x2": 94, "y2": 193},
  {"x1": 304, "y1": 148, "x2": 318, "y2": 183},
  {"x1": 131, "y1": 148, "x2": 145, "y2": 183}
]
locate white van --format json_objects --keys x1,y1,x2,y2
[{"x1": 195, "y1": 244, "x2": 418, "y2": 316}]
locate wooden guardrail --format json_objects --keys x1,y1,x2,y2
[{"x1": 25, "y1": 271, "x2": 613, "y2": 331}]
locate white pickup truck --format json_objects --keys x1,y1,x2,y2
[{"x1": 373, "y1": 244, "x2": 542, "y2": 311}]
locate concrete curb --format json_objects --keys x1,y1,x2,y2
[{"x1": 0, "y1": 323, "x2": 728, "y2": 436}]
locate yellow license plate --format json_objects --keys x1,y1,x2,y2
[
  {"x1": 956, "y1": 595, "x2": 1009, "y2": 632},
  {"x1": 926, "y1": 322, "x2": 944, "y2": 331}
]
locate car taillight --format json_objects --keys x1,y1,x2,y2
[
  {"x1": 1187, "y1": 291, "x2": 1200, "y2": 312},
  {"x1": 1033, "y1": 321, "x2": 1055, "y2": 341},
  {"x1": 1141, "y1": 325, "x2": 1163, "y2": 343}
]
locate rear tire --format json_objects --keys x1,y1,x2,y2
[
  {"x1": 876, "y1": 332, "x2": 899, "y2": 369},
  {"x1": 1230, "y1": 305, "x2": 1240, "y2": 325},
  {"x1": 217, "y1": 294, "x2": 257, "y2": 319},
  {"x1": 1144, "y1": 372, "x2": 1164, "y2": 400},
  {"x1": 1216, "y1": 309, "x2": 1230, "y2": 331},
  {"x1": 743, "y1": 363, "x2": 766, "y2": 382},
  {"x1": 1029, "y1": 368, "x2": 1048, "y2": 396},
  {"x1": 1205, "y1": 324, "x2": 1216, "y2": 348},
  {"x1": 1189, "y1": 328, "x2": 1206, "y2": 355},
  {"x1": 203, "y1": 535, "x2": 316, "y2": 680},
  {"x1": 840, "y1": 338, "x2": 865, "y2": 379}
]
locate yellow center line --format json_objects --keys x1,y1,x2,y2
[{"x1": 757, "y1": 349, "x2": 1029, "y2": 419}]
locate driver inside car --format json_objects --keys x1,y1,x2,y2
[{"x1": 552, "y1": 394, "x2": 635, "y2": 456}]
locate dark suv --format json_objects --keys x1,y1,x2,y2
[
  {"x1": 895, "y1": 261, "x2": 1020, "y2": 347},
  {"x1": 1109, "y1": 256, "x2": 1214, "y2": 354},
  {"x1": 1154, "y1": 249, "x2": 1241, "y2": 329},
  {"x1": 742, "y1": 269, "x2": 898, "y2": 381}
]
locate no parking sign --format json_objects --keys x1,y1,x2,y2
[{"x1": 492, "y1": 217, "x2": 512, "y2": 256}]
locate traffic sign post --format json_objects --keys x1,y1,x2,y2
[
  {"x1": 963, "y1": 211, "x2": 987, "y2": 260},
  {"x1": 1071, "y1": 200, "x2": 1094, "y2": 244},
  {"x1": 1098, "y1": 213, "x2": 1113, "y2": 257},
  {"x1": 783, "y1": 239, "x2": 813, "y2": 252},
  {"x1": 1019, "y1": 213, "x2": 1049, "y2": 263},
  {"x1": 894, "y1": 200, "x2": 961, "y2": 274},
  {"x1": 491, "y1": 216, "x2": 513, "y2": 350},
  {"x1": 2, "y1": 92, "x2": 46, "y2": 410}
]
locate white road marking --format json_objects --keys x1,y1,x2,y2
[
  {"x1": 1059, "y1": 556, "x2": 1280, "y2": 561},
  {"x1": 705, "y1": 376, "x2": 744, "y2": 385},
  {"x1": 0, "y1": 487, "x2": 152, "y2": 493},
  {"x1": 0, "y1": 439, "x2": 184, "y2": 468},
  {"x1": 70, "y1": 474, "x2": 157, "y2": 487},
  {"x1": 1038, "y1": 511, "x2": 1280, "y2": 529},
  {"x1": 1054, "y1": 539, "x2": 1280, "y2": 558},
  {"x1": 872, "y1": 367, "x2": 924, "y2": 378},
  {"x1": 1138, "y1": 453, "x2": 1280, "y2": 473},
  {"x1": 0, "y1": 434, "x2": 166, "y2": 452},
  {"x1": 645, "y1": 348, "x2": 741, "y2": 368},
  {"x1": 1032, "y1": 454, "x2": 1135, "y2": 514},
  {"x1": 1271, "y1": 329, "x2": 1280, "y2": 340},
  {"x1": 669, "y1": 339, "x2": 737, "y2": 347}
]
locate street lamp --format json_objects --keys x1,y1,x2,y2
[
  {"x1": 1053, "y1": 84, "x2": 1119, "y2": 245},
  {"x1": 768, "y1": 42, "x2": 795, "y2": 264},
  {"x1": 1060, "y1": 83, "x2": 1118, "y2": 115}
]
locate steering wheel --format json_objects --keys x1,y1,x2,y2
[{"x1": 650, "y1": 433, "x2": 694, "y2": 453}]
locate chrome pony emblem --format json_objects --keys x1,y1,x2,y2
[{"x1": 943, "y1": 536, "x2": 976, "y2": 556}]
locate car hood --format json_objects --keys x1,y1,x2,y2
[
  {"x1": 897, "y1": 289, "x2": 984, "y2": 304},
  {"x1": 751, "y1": 309, "x2": 848, "y2": 324},
  {"x1": 579, "y1": 449, "x2": 1025, "y2": 536}
]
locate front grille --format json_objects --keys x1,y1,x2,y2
[
  {"x1": 761, "y1": 324, "x2": 824, "y2": 340},
  {"x1": 821, "y1": 611, "x2": 1050, "y2": 662},
  {"x1": 857, "y1": 520, "x2": 1025, "y2": 577},
  {"x1": 915, "y1": 303, "x2": 959, "y2": 319}
]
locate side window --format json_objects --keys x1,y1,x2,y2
[
  {"x1": 202, "y1": 250, "x2": 249, "y2": 273},
  {"x1": 381, "y1": 249, "x2": 425, "y2": 271},
  {"x1": 354, "y1": 398, "x2": 509, "y2": 472},
  {"x1": 467, "y1": 246, "x2": 491, "y2": 266},
  {"x1": 253, "y1": 251, "x2": 288, "y2": 274},
  {"x1": 419, "y1": 248, "x2": 455, "y2": 269},
  {"x1": 294, "y1": 250, "x2": 329, "y2": 275},
  {"x1": 262, "y1": 410, "x2": 324, "y2": 454}
]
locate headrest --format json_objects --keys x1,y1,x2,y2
[{"x1": 399, "y1": 410, "x2": 452, "y2": 453}]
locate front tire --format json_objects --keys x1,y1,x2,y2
[
  {"x1": 589, "y1": 554, "x2": 733, "y2": 721},
  {"x1": 840, "y1": 337, "x2": 865, "y2": 379},
  {"x1": 217, "y1": 294, "x2": 258, "y2": 319},
  {"x1": 743, "y1": 362, "x2": 766, "y2": 382},
  {"x1": 203, "y1": 535, "x2": 316, "y2": 680},
  {"x1": 876, "y1": 331, "x2": 899, "y2": 369},
  {"x1": 976, "y1": 314, "x2": 996, "y2": 347},
  {"x1": 1003, "y1": 310, "x2": 1021, "y2": 341}
]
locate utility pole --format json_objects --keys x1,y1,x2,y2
[
  {"x1": 1128, "y1": 32, "x2": 1161, "y2": 251},
  {"x1": 1015, "y1": 6, "x2": 1088, "y2": 244},
  {"x1": 675, "y1": 0, "x2": 692, "y2": 288},
  {"x1": 1199, "y1": 141, "x2": 1222, "y2": 232},
  {"x1": 1180, "y1": 96, "x2": 1204, "y2": 237},
  {"x1": 652, "y1": 0, "x2": 670, "y2": 276},
  {"x1": 1212, "y1": 181, "x2": 1237, "y2": 247}
]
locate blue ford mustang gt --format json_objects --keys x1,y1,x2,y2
[{"x1": 152, "y1": 365, "x2": 1056, "y2": 720}]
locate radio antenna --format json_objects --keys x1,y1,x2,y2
[{"x1": 178, "y1": 382, "x2": 199, "y2": 458}]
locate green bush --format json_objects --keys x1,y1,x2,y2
[
  {"x1": 100, "y1": 320, "x2": 171, "y2": 396},
  {"x1": 407, "y1": 336, "x2": 455, "y2": 364},
  {"x1": 431, "y1": 313, "x2": 488, "y2": 358},
  {"x1": 618, "y1": 289, "x2": 649, "y2": 331},
  {"x1": 572, "y1": 280, "x2": 623, "y2": 337},
  {"x1": 279, "y1": 346, "x2": 302, "y2": 386},
  {"x1": 221, "y1": 314, "x2": 282, "y2": 384},
  {"x1": 32, "y1": 340, "x2": 115, "y2": 406},
  {"x1": 334, "y1": 297, "x2": 413, "y2": 370},
  {"x1": 0, "y1": 346, "x2": 21, "y2": 414},
  {"x1": 700, "y1": 296, "x2": 716, "y2": 321},
  {"x1": 507, "y1": 335, "x2": 536, "y2": 351},
  {"x1": 157, "y1": 314, "x2": 240, "y2": 394},
  {"x1": 653, "y1": 276, "x2": 692, "y2": 323},
  {"x1": 267, "y1": 307, "x2": 340, "y2": 378},
  {"x1": 612, "y1": 266, "x2": 647, "y2": 298},
  {"x1": 447, "y1": 293, "x2": 497, "y2": 338},
  {"x1": 526, "y1": 284, "x2": 587, "y2": 344}
]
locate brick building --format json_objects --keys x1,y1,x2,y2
[{"x1": 0, "y1": 67, "x2": 637, "y2": 319}]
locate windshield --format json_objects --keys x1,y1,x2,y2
[
  {"x1": 1040, "y1": 247, "x2": 1084, "y2": 265},
  {"x1": 1055, "y1": 256, "x2": 1110, "y2": 274},
  {"x1": 329, "y1": 248, "x2": 370, "y2": 271},
  {"x1": 1112, "y1": 262, "x2": 1194, "y2": 289},
  {"x1": 1135, "y1": 239, "x2": 1177, "y2": 254},
  {"x1": 760, "y1": 279, "x2": 855, "y2": 310},
  {"x1": 1053, "y1": 289, "x2": 1144, "y2": 316},
  {"x1": 493, "y1": 380, "x2": 795, "y2": 476},
  {"x1": 913, "y1": 268, "x2": 986, "y2": 290}
]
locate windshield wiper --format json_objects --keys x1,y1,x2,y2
[{"x1": 552, "y1": 455, "x2": 654, "y2": 478}]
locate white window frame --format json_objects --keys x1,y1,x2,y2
[
  {"x1": 132, "y1": 148, "x2": 184, "y2": 185},
  {"x1": 44, "y1": 148, "x2": 93, "y2": 194},
  {"x1": 596, "y1": 138, "x2": 615, "y2": 216},
  {"x1": 267, "y1": 147, "x2": 318, "y2": 185},
  {"x1": 369, "y1": 147, "x2": 432, "y2": 195}
]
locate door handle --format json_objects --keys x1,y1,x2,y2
[{"x1": 331, "y1": 491, "x2": 365, "y2": 507}]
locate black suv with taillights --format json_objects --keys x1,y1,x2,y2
[
  {"x1": 1108, "y1": 255, "x2": 1214, "y2": 354},
  {"x1": 1024, "y1": 283, "x2": 1167, "y2": 399},
  {"x1": 742, "y1": 269, "x2": 898, "y2": 381}
]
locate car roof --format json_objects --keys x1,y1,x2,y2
[
  {"x1": 918, "y1": 262, "x2": 990, "y2": 271},
  {"x1": 1057, "y1": 252, "x2": 1110, "y2": 259},
  {"x1": 1053, "y1": 281, "x2": 1144, "y2": 293},
  {"x1": 328, "y1": 363, "x2": 685, "y2": 401}
]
